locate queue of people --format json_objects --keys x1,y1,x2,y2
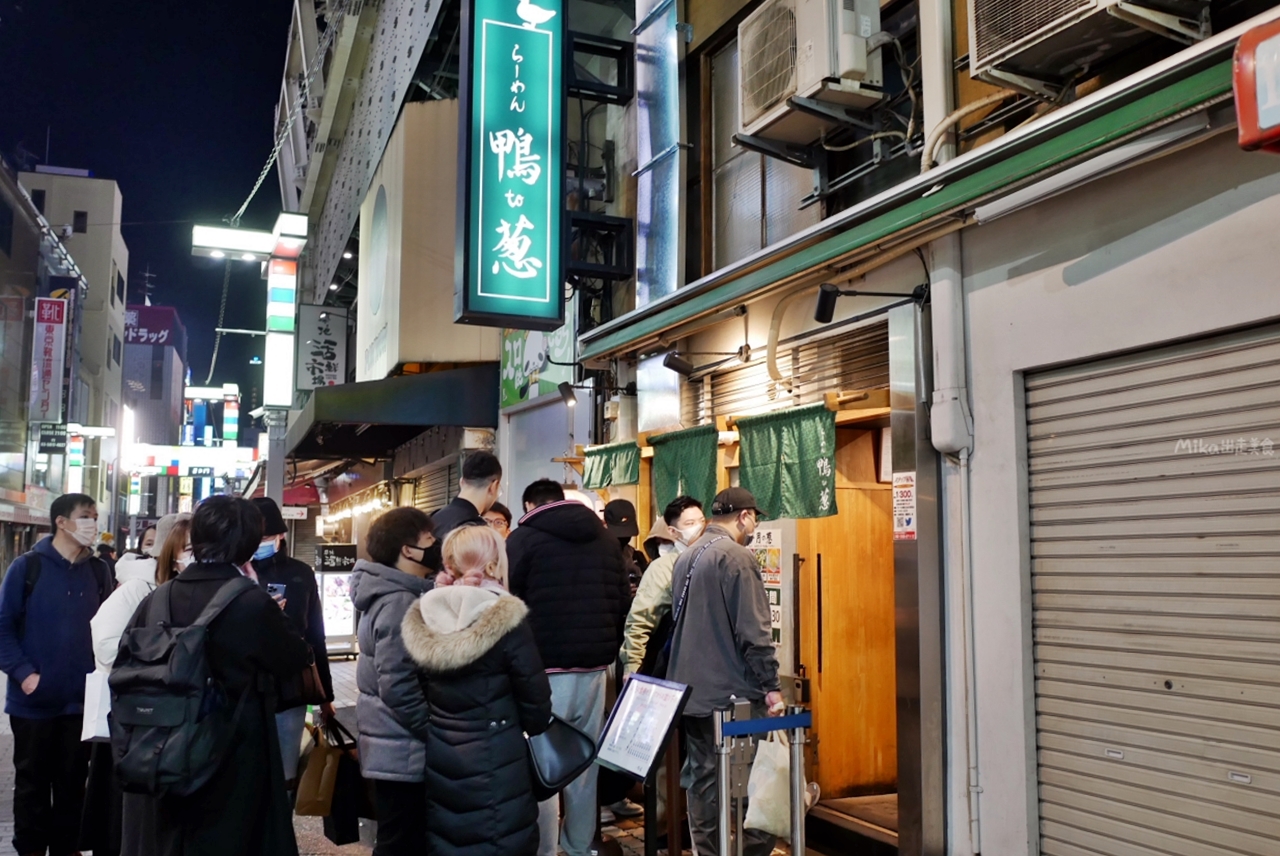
[{"x1": 0, "y1": 450, "x2": 783, "y2": 856}]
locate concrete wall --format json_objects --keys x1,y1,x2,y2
[{"x1": 959, "y1": 131, "x2": 1280, "y2": 854}]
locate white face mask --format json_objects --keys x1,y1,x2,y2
[
  {"x1": 658, "y1": 541, "x2": 676, "y2": 557},
  {"x1": 676, "y1": 522, "x2": 704, "y2": 545},
  {"x1": 69, "y1": 517, "x2": 97, "y2": 547}
]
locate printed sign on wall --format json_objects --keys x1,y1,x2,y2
[
  {"x1": 500, "y1": 323, "x2": 573, "y2": 409},
  {"x1": 28, "y1": 298, "x2": 67, "y2": 423},
  {"x1": 296, "y1": 305, "x2": 348, "y2": 390},
  {"x1": 456, "y1": 0, "x2": 565, "y2": 331}
]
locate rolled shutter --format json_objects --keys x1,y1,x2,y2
[{"x1": 1026, "y1": 324, "x2": 1280, "y2": 856}]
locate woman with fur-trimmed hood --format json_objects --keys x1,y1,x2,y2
[{"x1": 402, "y1": 525, "x2": 552, "y2": 856}]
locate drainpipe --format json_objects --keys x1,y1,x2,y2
[{"x1": 919, "y1": 0, "x2": 982, "y2": 853}]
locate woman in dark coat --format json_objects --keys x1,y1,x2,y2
[
  {"x1": 401, "y1": 525, "x2": 552, "y2": 856},
  {"x1": 120, "y1": 496, "x2": 312, "y2": 856}
]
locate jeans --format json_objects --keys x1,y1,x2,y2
[
  {"x1": 275, "y1": 706, "x2": 309, "y2": 782},
  {"x1": 537, "y1": 670, "x2": 607, "y2": 856},
  {"x1": 681, "y1": 703, "x2": 777, "y2": 856},
  {"x1": 372, "y1": 780, "x2": 427, "y2": 856},
  {"x1": 11, "y1": 714, "x2": 90, "y2": 856}
]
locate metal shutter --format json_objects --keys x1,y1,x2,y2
[
  {"x1": 1026, "y1": 324, "x2": 1280, "y2": 856},
  {"x1": 414, "y1": 466, "x2": 451, "y2": 513}
]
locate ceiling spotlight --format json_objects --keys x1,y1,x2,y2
[
  {"x1": 558, "y1": 381, "x2": 577, "y2": 407},
  {"x1": 662, "y1": 352, "x2": 696, "y2": 376},
  {"x1": 343, "y1": 252, "x2": 353, "y2": 259},
  {"x1": 814, "y1": 283, "x2": 841, "y2": 324},
  {"x1": 250, "y1": 356, "x2": 263, "y2": 365},
  {"x1": 329, "y1": 283, "x2": 339, "y2": 291},
  {"x1": 319, "y1": 312, "x2": 329, "y2": 320},
  {"x1": 210, "y1": 250, "x2": 226, "y2": 259},
  {"x1": 240, "y1": 253, "x2": 255, "y2": 262}
]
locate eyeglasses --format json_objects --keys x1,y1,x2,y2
[{"x1": 486, "y1": 518, "x2": 510, "y2": 531}]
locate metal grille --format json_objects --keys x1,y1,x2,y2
[
  {"x1": 1026, "y1": 324, "x2": 1280, "y2": 856},
  {"x1": 739, "y1": 0, "x2": 798, "y2": 126},
  {"x1": 413, "y1": 464, "x2": 451, "y2": 513},
  {"x1": 973, "y1": 0, "x2": 1093, "y2": 67},
  {"x1": 683, "y1": 320, "x2": 889, "y2": 423}
]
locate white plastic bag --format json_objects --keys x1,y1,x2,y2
[
  {"x1": 81, "y1": 671, "x2": 111, "y2": 743},
  {"x1": 744, "y1": 732, "x2": 800, "y2": 839}
]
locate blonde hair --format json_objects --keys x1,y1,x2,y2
[{"x1": 441, "y1": 524, "x2": 508, "y2": 587}]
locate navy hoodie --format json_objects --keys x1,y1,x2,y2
[{"x1": 0, "y1": 536, "x2": 113, "y2": 718}]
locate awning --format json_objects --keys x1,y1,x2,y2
[{"x1": 286, "y1": 364, "x2": 499, "y2": 459}]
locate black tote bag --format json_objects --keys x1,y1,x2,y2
[
  {"x1": 322, "y1": 722, "x2": 375, "y2": 845},
  {"x1": 527, "y1": 714, "x2": 598, "y2": 801}
]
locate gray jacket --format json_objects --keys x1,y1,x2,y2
[
  {"x1": 350, "y1": 559, "x2": 434, "y2": 782},
  {"x1": 666, "y1": 524, "x2": 781, "y2": 717}
]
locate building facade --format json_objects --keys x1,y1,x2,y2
[
  {"x1": 19, "y1": 166, "x2": 130, "y2": 524},
  {"x1": 268, "y1": 1, "x2": 1280, "y2": 853}
]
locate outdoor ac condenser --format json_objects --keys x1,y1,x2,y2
[
  {"x1": 738, "y1": 0, "x2": 884, "y2": 144},
  {"x1": 969, "y1": 0, "x2": 1211, "y2": 99}
]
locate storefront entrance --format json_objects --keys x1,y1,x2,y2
[{"x1": 799, "y1": 425, "x2": 898, "y2": 845}]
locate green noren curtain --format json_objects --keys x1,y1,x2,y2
[
  {"x1": 582, "y1": 441, "x2": 640, "y2": 489},
  {"x1": 650, "y1": 425, "x2": 718, "y2": 511},
  {"x1": 737, "y1": 404, "x2": 837, "y2": 519}
]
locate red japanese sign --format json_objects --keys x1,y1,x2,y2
[
  {"x1": 28, "y1": 298, "x2": 68, "y2": 423},
  {"x1": 1235, "y1": 18, "x2": 1280, "y2": 153}
]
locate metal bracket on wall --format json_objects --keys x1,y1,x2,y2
[
  {"x1": 1109, "y1": 3, "x2": 1211, "y2": 45},
  {"x1": 732, "y1": 134, "x2": 817, "y2": 170},
  {"x1": 568, "y1": 211, "x2": 635, "y2": 280},
  {"x1": 567, "y1": 31, "x2": 635, "y2": 105}
]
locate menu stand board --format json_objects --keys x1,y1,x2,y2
[
  {"x1": 596, "y1": 674, "x2": 691, "y2": 781},
  {"x1": 315, "y1": 544, "x2": 359, "y2": 653}
]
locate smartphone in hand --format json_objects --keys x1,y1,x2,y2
[{"x1": 266, "y1": 583, "x2": 287, "y2": 599}]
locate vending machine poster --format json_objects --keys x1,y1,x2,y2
[{"x1": 749, "y1": 526, "x2": 783, "y2": 645}]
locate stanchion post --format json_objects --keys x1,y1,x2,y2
[
  {"x1": 788, "y1": 705, "x2": 807, "y2": 855},
  {"x1": 714, "y1": 708, "x2": 732, "y2": 856}
]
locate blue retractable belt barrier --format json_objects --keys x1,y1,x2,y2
[{"x1": 719, "y1": 711, "x2": 812, "y2": 737}]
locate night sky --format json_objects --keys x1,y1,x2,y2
[{"x1": 0, "y1": 0, "x2": 296, "y2": 414}]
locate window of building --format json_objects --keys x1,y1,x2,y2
[
  {"x1": 116, "y1": 270, "x2": 126, "y2": 305},
  {"x1": 112, "y1": 333, "x2": 122, "y2": 366},
  {"x1": 0, "y1": 198, "x2": 12, "y2": 258},
  {"x1": 30, "y1": 189, "x2": 45, "y2": 215},
  {"x1": 709, "y1": 40, "x2": 819, "y2": 271},
  {"x1": 73, "y1": 211, "x2": 88, "y2": 233}
]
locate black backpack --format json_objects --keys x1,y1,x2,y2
[{"x1": 109, "y1": 576, "x2": 257, "y2": 797}]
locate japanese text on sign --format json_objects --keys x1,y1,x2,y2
[
  {"x1": 458, "y1": 0, "x2": 564, "y2": 330},
  {"x1": 28, "y1": 298, "x2": 67, "y2": 423},
  {"x1": 893, "y1": 472, "x2": 917, "y2": 541},
  {"x1": 749, "y1": 526, "x2": 783, "y2": 645}
]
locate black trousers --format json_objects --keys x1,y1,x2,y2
[
  {"x1": 10, "y1": 714, "x2": 91, "y2": 856},
  {"x1": 372, "y1": 779, "x2": 427, "y2": 856}
]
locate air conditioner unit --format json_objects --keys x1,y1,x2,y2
[
  {"x1": 739, "y1": 0, "x2": 884, "y2": 144},
  {"x1": 969, "y1": 0, "x2": 1211, "y2": 99}
]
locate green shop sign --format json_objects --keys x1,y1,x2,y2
[{"x1": 456, "y1": 0, "x2": 565, "y2": 332}]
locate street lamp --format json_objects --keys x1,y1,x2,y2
[{"x1": 191, "y1": 212, "x2": 308, "y2": 503}]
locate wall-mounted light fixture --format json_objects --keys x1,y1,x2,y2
[
  {"x1": 813, "y1": 283, "x2": 929, "y2": 324},
  {"x1": 558, "y1": 381, "x2": 577, "y2": 407}
]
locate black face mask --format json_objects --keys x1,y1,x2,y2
[{"x1": 404, "y1": 545, "x2": 430, "y2": 567}]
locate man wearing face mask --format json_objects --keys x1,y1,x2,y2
[
  {"x1": 667, "y1": 488, "x2": 784, "y2": 856},
  {"x1": 250, "y1": 497, "x2": 336, "y2": 787},
  {"x1": 619, "y1": 496, "x2": 704, "y2": 678},
  {"x1": 0, "y1": 493, "x2": 116, "y2": 856}
]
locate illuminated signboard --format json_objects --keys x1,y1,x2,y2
[
  {"x1": 456, "y1": 0, "x2": 565, "y2": 332},
  {"x1": 1235, "y1": 17, "x2": 1280, "y2": 153}
]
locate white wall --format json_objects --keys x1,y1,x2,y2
[
  {"x1": 356, "y1": 100, "x2": 499, "y2": 381},
  {"x1": 960, "y1": 131, "x2": 1280, "y2": 854}
]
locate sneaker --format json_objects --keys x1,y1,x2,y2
[
  {"x1": 607, "y1": 797, "x2": 644, "y2": 818},
  {"x1": 599, "y1": 806, "x2": 616, "y2": 825}
]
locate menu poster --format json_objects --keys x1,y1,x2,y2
[
  {"x1": 596, "y1": 675, "x2": 691, "y2": 780},
  {"x1": 748, "y1": 526, "x2": 783, "y2": 645}
]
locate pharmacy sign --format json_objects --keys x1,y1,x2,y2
[{"x1": 456, "y1": 0, "x2": 565, "y2": 331}]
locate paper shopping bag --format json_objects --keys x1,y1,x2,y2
[
  {"x1": 80, "y1": 671, "x2": 112, "y2": 743},
  {"x1": 295, "y1": 724, "x2": 341, "y2": 816}
]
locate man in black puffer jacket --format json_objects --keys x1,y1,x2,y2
[{"x1": 507, "y1": 478, "x2": 629, "y2": 856}]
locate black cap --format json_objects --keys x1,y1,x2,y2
[
  {"x1": 710, "y1": 487, "x2": 761, "y2": 517},
  {"x1": 604, "y1": 499, "x2": 640, "y2": 538},
  {"x1": 252, "y1": 497, "x2": 289, "y2": 537}
]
